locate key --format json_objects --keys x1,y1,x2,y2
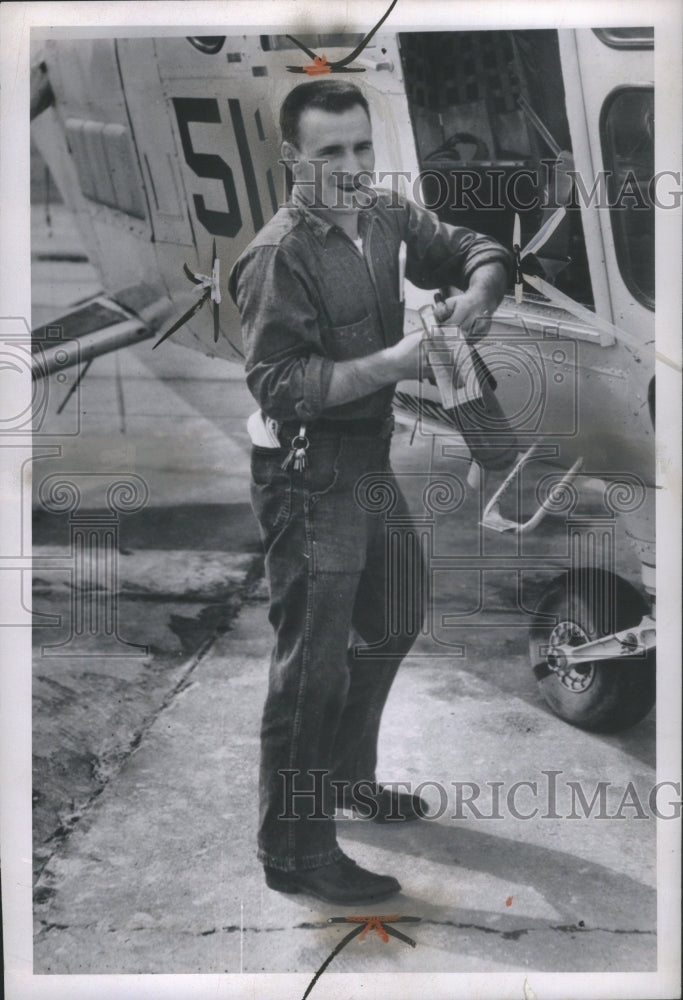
[{"x1": 281, "y1": 425, "x2": 309, "y2": 472}]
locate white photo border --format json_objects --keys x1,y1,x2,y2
[{"x1": 1, "y1": 2, "x2": 680, "y2": 998}]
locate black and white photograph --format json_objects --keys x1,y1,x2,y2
[{"x1": 1, "y1": 2, "x2": 681, "y2": 998}]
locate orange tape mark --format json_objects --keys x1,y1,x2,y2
[
  {"x1": 304, "y1": 55, "x2": 331, "y2": 75},
  {"x1": 346, "y1": 914, "x2": 401, "y2": 943}
]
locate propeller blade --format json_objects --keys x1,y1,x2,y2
[
  {"x1": 521, "y1": 206, "x2": 567, "y2": 258},
  {"x1": 212, "y1": 238, "x2": 217, "y2": 265},
  {"x1": 513, "y1": 213, "x2": 523, "y2": 303},
  {"x1": 211, "y1": 253, "x2": 221, "y2": 305},
  {"x1": 524, "y1": 274, "x2": 683, "y2": 373},
  {"x1": 522, "y1": 272, "x2": 644, "y2": 354},
  {"x1": 183, "y1": 263, "x2": 202, "y2": 285},
  {"x1": 213, "y1": 300, "x2": 220, "y2": 343},
  {"x1": 328, "y1": 0, "x2": 399, "y2": 68},
  {"x1": 153, "y1": 290, "x2": 209, "y2": 349}
]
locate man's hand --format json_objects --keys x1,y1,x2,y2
[
  {"x1": 324, "y1": 264, "x2": 507, "y2": 407},
  {"x1": 432, "y1": 261, "x2": 507, "y2": 342},
  {"x1": 432, "y1": 289, "x2": 493, "y2": 341}
]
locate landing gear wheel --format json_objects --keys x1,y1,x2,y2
[{"x1": 529, "y1": 570, "x2": 655, "y2": 732}]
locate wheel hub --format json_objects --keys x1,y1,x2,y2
[{"x1": 547, "y1": 620, "x2": 596, "y2": 692}]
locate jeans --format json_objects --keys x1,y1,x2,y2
[{"x1": 250, "y1": 427, "x2": 426, "y2": 871}]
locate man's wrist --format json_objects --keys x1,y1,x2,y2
[
  {"x1": 466, "y1": 261, "x2": 507, "y2": 310},
  {"x1": 325, "y1": 347, "x2": 403, "y2": 407},
  {"x1": 379, "y1": 345, "x2": 408, "y2": 383}
]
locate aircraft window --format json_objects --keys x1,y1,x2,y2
[
  {"x1": 187, "y1": 37, "x2": 226, "y2": 55},
  {"x1": 399, "y1": 29, "x2": 533, "y2": 253},
  {"x1": 398, "y1": 30, "x2": 594, "y2": 307},
  {"x1": 601, "y1": 87, "x2": 655, "y2": 310},
  {"x1": 260, "y1": 34, "x2": 364, "y2": 51},
  {"x1": 593, "y1": 28, "x2": 654, "y2": 49}
]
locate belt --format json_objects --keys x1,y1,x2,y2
[{"x1": 278, "y1": 414, "x2": 394, "y2": 443}]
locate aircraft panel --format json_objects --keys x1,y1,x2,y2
[
  {"x1": 159, "y1": 87, "x2": 280, "y2": 357},
  {"x1": 563, "y1": 30, "x2": 654, "y2": 337},
  {"x1": 116, "y1": 39, "x2": 195, "y2": 248}
]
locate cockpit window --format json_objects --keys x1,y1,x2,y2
[
  {"x1": 399, "y1": 30, "x2": 594, "y2": 306},
  {"x1": 600, "y1": 87, "x2": 655, "y2": 310}
]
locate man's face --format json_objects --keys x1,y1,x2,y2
[{"x1": 283, "y1": 104, "x2": 375, "y2": 210}]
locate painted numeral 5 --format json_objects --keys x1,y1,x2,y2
[{"x1": 172, "y1": 97, "x2": 242, "y2": 238}]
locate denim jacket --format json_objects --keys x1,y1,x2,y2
[{"x1": 228, "y1": 188, "x2": 512, "y2": 424}]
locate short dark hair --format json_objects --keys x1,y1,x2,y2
[{"x1": 280, "y1": 79, "x2": 370, "y2": 146}]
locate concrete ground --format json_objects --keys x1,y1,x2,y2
[{"x1": 29, "y1": 205, "x2": 658, "y2": 984}]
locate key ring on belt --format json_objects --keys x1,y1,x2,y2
[{"x1": 281, "y1": 424, "x2": 309, "y2": 471}]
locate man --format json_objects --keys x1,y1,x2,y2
[{"x1": 229, "y1": 79, "x2": 511, "y2": 905}]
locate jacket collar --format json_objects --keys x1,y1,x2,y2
[{"x1": 290, "y1": 184, "x2": 374, "y2": 245}]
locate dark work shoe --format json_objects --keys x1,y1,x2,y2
[
  {"x1": 264, "y1": 854, "x2": 401, "y2": 904},
  {"x1": 339, "y1": 782, "x2": 429, "y2": 823}
]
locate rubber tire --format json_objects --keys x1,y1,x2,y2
[{"x1": 529, "y1": 569, "x2": 655, "y2": 732}]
